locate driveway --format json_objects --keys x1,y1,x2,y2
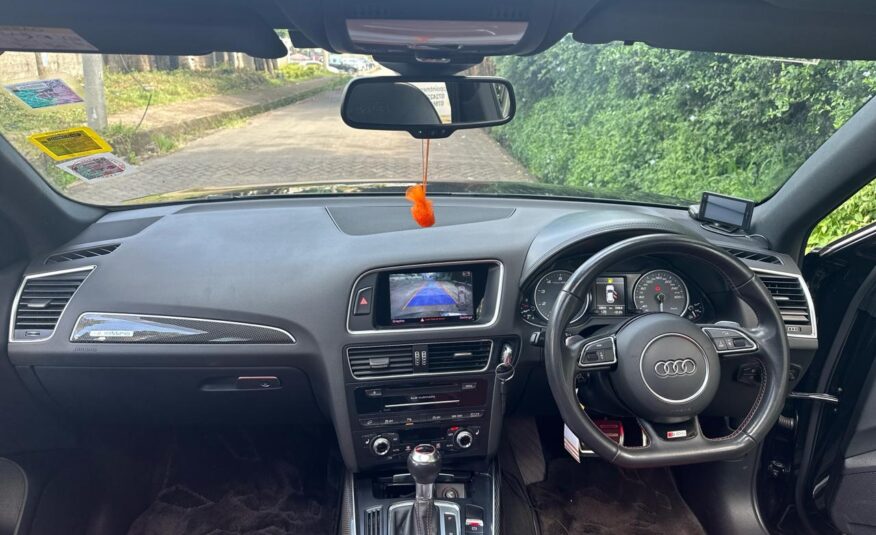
[{"x1": 70, "y1": 88, "x2": 534, "y2": 204}]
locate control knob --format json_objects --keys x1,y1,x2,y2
[
  {"x1": 371, "y1": 436, "x2": 391, "y2": 456},
  {"x1": 454, "y1": 429, "x2": 474, "y2": 449}
]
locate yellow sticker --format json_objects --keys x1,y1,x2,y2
[{"x1": 27, "y1": 127, "x2": 112, "y2": 161}]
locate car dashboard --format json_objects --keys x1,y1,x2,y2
[{"x1": 6, "y1": 196, "x2": 818, "y2": 472}]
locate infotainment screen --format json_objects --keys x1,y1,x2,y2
[{"x1": 388, "y1": 270, "x2": 475, "y2": 325}]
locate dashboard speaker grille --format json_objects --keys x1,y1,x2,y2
[
  {"x1": 12, "y1": 267, "x2": 93, "y2": 340},
  {"x1": 757, "y1": 273, "x2": 814, "y2": 336},
  {"x1": 348, "y1": 345, "x2": 415, "y2": 378},
  {"x1": 45, "y1": 244, "x2": 119, "y2": 264},
  {"x1": 724, "y1": 247, "x2": 782, "y2": 265},
  {"x1": 426, "y1": 340, "x2": 493, "y2": 373}
]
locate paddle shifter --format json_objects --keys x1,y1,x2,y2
[{"x1": 392, "y1": 444, "x2": 442, "y2": 535}]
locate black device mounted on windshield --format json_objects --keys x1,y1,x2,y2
[{"x1": 690, "y1": 191, "x2": 755, "y2": 233}]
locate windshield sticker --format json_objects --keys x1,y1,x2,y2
[
  {"x1": 27, "y1": 126, "x2": 112, "y2": 161},
  {"x1": 0, "y1": 26, "x2": 97, "y2": 52},
  {"x1": 57, "y1": 153, "x2": 135, "y2": 182},
  {"x1": 5, "y1": 79, "x2": 83, "y2": 109}
]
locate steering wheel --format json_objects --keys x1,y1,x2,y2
[{"x1": 544, "y1": 234, "x2": 789, "y2": 467}]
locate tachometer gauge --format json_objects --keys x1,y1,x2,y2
[
  {"x1": 534, "y1": 270, "x2": 590, "y2": 322},
  {"x1": 632, "y1": 270, "x2": 689, "y2": 315}
]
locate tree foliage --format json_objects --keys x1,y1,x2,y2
[{"x1": 492, "y1": 38, "x2": 876, "y2": 248}]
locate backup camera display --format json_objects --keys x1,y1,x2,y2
[{"x1": 389, "y1": 271, "x2": 474, "y2": 324}]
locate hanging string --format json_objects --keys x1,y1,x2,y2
[{"x1": 406, "y1": 138, "x2": 435, "y2": 227}]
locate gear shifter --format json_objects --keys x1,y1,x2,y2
[{"x1": 391, "y1": 444, "x2": 442, "y2": 535}]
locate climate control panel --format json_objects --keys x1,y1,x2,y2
[{"x1": 360, "y1": 425, "x2": 482, "y2": 462}]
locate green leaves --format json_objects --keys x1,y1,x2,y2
[{"x1": 494, "y1": 39, "x2": 876, "y2": 247}]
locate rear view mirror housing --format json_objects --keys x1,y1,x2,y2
[{"x1": 341, "y1": 76, "x2": 515, "y2": 139}]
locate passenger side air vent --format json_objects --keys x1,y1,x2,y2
[
  {"x1": 12, "y1": 267, "x2": 93, "y2": 340},
  {"x1": 364, "y1": 507, "x2": 382, "y2": 535},
  {"x1": 756, "y1": 273, "x2": 815, "y2": 336},
  {"x1": 348, "y1": 344, "x2": 415, "y2": 379},
  {"x1": 426, "y1": 340, "x2": 493, "y2": 373},
  {"x1": 45, "y1": 244, "x2": 119, "y2": 264},
  {"x1": 724, "y1": 248, "x2": 782, "y2": 265}
]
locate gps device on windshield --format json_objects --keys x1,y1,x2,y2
[{"x1": 696, "y1": 192, "x2": 754, "y2": 232}]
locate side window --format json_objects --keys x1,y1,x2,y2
[{"x1": 808, "y1": 181, "x2": 876, "y2": 251}]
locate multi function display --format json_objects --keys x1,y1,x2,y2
[{"x1": 388, "y1": 270, "x2": 475, "y2": 325}]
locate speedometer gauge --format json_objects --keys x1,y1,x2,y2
[
  {"x1": 534, "y1": 270, "x2": 590, "y2": 322},
  {"x1": 632, "y1": 270, "x2": 689, "y2": 315}
]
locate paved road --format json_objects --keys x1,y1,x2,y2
[{"x1": 70, "y1": 88, "x2": 534, "y2": 204}]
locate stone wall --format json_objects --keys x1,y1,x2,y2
[{"x1": 0, "y1": 52, "x2": 84, "y2": 83}]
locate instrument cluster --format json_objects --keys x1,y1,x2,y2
[{"x1": 519, "y1": 260, "x2": 709, "y2": 327}]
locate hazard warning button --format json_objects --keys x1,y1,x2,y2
[{"x1": 354, "y1": 287, "x2": 373, "y2": 316}]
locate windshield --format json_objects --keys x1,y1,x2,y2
[{"x1": 1, "y1": 38, "x2": 874, "y2": 207}]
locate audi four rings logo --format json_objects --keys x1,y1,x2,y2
[{"x1": 654, "y1": 359, "x2": 697, "y2": 377}]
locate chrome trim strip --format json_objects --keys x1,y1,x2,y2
[
  {"x1": 751, "y1": 267, "x2": 818, "y2": 340},
  {"x1": 8, "y1": 265, "x2": 96, "y2": 343},
  {"x1": 346, "y1": 260, "x2": 504, "y2": 335},
  {"x1": 820, "y1": 223, "x2": 876, "y2": 255},
  {"x1": 69, "y1": 312, "x2": 296, "y2": 343},
  {"x1": 346, "y1": 339, "x2": 494, "y2": 381},
  {"x1": 384, "y1": 399, "x2": 460, "y2": 409}
]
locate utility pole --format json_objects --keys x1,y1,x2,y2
[{"x1": 82, "y1": 54, "x2": 107, "y2": 131}]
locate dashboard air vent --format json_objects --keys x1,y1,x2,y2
[
  {"x1": 756, "y1": 273, "x2": 814, "y2": 336},
  {"x1": 348, "y1": 344, "x2": 414, "y2": 379},
  {"x1": 426, "y1": 340, "x2": 492, "y2": 373},
  {"x1": 724, "y1": 248, "x2": 782, "y2": 265},
  {"x1": 364, "y1": 507, "x2": 382, "y2": 535},
  {"x1": 12, "y1": 268, "x2": 93, "y2": 340},
  {"x1": 45, "y1": 244, "x2": 119, "y2": 264}
]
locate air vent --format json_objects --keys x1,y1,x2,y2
[
  {"x1": 364, "y1": 507, "x2": 382, "y2": 535},
  {"x1": 45, "y1": 244, "x2": 119, "y2": 264},
  {"x1": 12, "y1": 267, "x2": 93, "y2": 340},
  {"x1": 756, "y1": 273, "x2": 814, "y2": 336},
  {"x1": 725, "y1": 248, "x2": 782, "y2": 265},
  {"x1": 348, "y1": 344, "x2": 415, "y2": 379},
  {"x1": 426, "y1": 340, "x2": 492, "y2": 373}
]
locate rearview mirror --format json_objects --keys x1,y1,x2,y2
[{"x1": 341, "y1": 76, "x2": 515, "y2": 139}]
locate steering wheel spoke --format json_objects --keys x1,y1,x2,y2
[
  {"x1": 570, "y1": 334, "x2": 618, "y2": 371},
  {"x1": 699, "y1": 323, "x2": 759, "y2": 356}
]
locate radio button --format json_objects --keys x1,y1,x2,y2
[
  {"x1": 461, "y1": 382, "x2": 478, "y2": 391},
  {"x1": 364, "y1": 388, "x2": 383, "y2": 397}
]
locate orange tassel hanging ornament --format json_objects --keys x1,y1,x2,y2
[{"x1": 406, "y1": 139, "x2": 435, "y2": 227}]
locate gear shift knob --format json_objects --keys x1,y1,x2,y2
[{"x1": 408, "y1": 444, "x2": 441, "y2": 486}]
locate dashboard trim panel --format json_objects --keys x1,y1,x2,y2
[{"x1": 68, "y1": 312, "x2": 296, "y2": 344}]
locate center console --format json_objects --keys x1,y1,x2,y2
[{"x1": 344, "y1": 261, "x2": 509, "y2": 534}]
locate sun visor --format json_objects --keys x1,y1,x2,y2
[
  {"x1": 574, "y1": 0, "x2": 876, "y2": 60},
  {"x1": 1, "y1": 1, "x2": 288, "y2": 58}
]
